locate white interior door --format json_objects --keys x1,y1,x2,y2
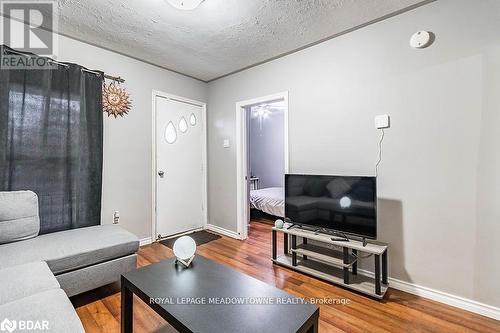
[{"x1": 156, "y1": 95, "x2": 204, "y2": 238}]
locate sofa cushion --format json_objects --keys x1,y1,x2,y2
[
  {"x1": 325, "y1": 178, "x2": 352, "y2": 198},
  {"x1": 315, "y1": 197, "x2": 339, "y2": 210},
  {"x1": 57, "y1": 254, "x2": 137, "y2": 297},
  {"x1": 286, "y1": 176, "x2": 307, "y2": 196},
  {"x1": 0, "y1": 261, "x2": 59, "y2": 305},
  {"x1": 0, "y1": 224, "x2": 139, "y2": 274},
  {"x1": 285, "y1": 196, "x2": 321, "y2": 211},
  {"x1": 0, "y1": 289, "x2": 85, "y2": 333},
  {"x1": 303, "y1": 179, "x2": 327, "y2": 197},
  {"x1": 0, "y1": 191, "x2": 40, "y2": 244}
]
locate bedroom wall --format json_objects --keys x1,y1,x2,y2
[
  {"x1": 207, "y1": 0, "x2": 500, "y2": 310},
  {"x1": 1, "y1": 17, "x2": 208, "y2": 241},
  {"x1": 249, "y1": 110, "x2": 285, "y2": 188}
]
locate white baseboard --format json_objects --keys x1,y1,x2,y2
[
  {"x1": 139, "y1": 237, "x2": 152, "y2": 246},
  {"x1": 162, "y1": 227, "x2": 204, "y2": 240},
  {"x1": 357, "y1": 269, "x2": 500, "y2": 320},
  {"x1": 206, "y1": 224, "x2": 241, "y2": 239}
]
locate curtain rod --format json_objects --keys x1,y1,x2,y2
[
  {"x1": 4, "y1": 47, "x2": 125, "y2": 83},
  {"x1": 82, "y1": 68, "x2": 125, "y2": 83}
]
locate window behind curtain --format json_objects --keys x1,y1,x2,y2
[{"x1": 0, "y1": 45, "x2": 103, "y2": 234}]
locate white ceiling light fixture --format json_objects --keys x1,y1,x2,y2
[{"x1": 166, "y1": 0, "x2": 204, "y2": 10}]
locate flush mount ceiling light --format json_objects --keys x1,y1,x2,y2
[
  {"x1": 251, "y1": 105, "x2": 273, "y2": 120},
  {"x1": 166, "y1": 0, "x2": 204, "y2": 10}
]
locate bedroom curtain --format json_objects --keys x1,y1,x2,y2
[{"x1": 0, "y1": 45, "x2": 104, "y2": 234}]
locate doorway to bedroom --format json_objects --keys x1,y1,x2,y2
[{"x1": 236, "y1": 92, "x2": 289, "y2": 240}]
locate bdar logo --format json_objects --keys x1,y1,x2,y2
[{"x1": 0, "y1": 319, "x2": 16, "y2": 333}]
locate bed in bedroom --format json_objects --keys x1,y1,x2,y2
[{"x1": 250, "y1": 187, "x2": 284, "y2": 218}]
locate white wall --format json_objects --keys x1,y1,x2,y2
[
  {"x1": 249, "y1": 110, "x2": 285, "y2": 188},
  {"x1": 0, "y1": 18, "x2": 208, "y2": 240},
  {"x1": 57, "y1": 37, "x2": 207, "y2": 240},
  {"x1": 207, "y1": 0, "x2": 500, "y2": 309},
  {"x1": 474, "y1": 44, "x2": 500, "y2": 309}
]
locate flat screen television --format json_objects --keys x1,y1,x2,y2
[{"x1": 285, "y1": 174, "x2": 377, "y2": 239}]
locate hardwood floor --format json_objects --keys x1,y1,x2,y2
[{"x1": 72, "y1": 221, "x2": 500, "y2": 333}]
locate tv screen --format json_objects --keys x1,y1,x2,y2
[{"x1": 285, "y1": 174, "x2": 377, "y2": 239}]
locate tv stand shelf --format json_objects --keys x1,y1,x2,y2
[
  {"x1": 272, "y1": 226, "x2": 389, "y2": 299},
  {"x1": 291, "y1": 244, "x2": 357, "y2": 267}
]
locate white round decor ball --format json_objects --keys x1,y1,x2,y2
[
  {"x1": 173, "y1": 236, "x2": 196, "y2": 260},
  {"x1": 340, "y1": 196, "x2": 352, "y2": 208},
  {"x1": 275, "y1": 219, "x2": 284, "y2": 229}
]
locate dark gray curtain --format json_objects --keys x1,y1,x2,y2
[{"x1": 0, "y1": 45, "x2": 103, "y2": 234}]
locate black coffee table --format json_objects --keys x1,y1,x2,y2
[{"x1": 121, "y1": 256, "x2": 319, "y2": 333}]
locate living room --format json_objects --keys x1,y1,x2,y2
[{"x1": 1, "y1": 0, "x2": 500, "y2": 332}]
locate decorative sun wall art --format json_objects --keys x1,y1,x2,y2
[{"x1": 102, "y1": 82, "x2": 132, "y2": 118}]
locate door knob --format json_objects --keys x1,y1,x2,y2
[{"x1": 158, "y1": 170, "x2": 165, "y2": 178}]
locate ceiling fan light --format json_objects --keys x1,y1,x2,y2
[{"x1": 166, "y1": 0, "x2": 204, "y2": 10}]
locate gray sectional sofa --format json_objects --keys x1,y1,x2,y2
[{"x1": 0, "y1": 191, "x2": 140, "y2": 332}]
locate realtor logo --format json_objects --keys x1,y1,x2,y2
[
  {"x1": 1, "y1": 0, "x2": 58, "y2": 56},
  {"x1": 0, "y1": 318, "x2": 49, "y2": 332},
  {"x1": 0, "y1": 319, "x2": 16, "y2": 333}
]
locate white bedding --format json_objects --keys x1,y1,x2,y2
[{"x1": 250, "y1": 187, "x2": 284, "y2": 217}]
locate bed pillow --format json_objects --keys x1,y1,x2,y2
[
  {"x1": 326, "y1": 178, "x2": 352, "y2": 198},
  {"x1": 0, "y1": 191, "x2": 40, "y2": 244}
]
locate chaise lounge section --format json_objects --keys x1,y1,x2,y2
[
  {"x1": 0, "y1": 190, "x2": 140, "y2": 332},
  {"x1": 0, "y1": 223, "x2": 139, "y2": 296},
  {"x1": 0, "y1": 262, "x2": 85, "y2": 332}
]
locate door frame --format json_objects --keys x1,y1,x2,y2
[
  {"x1": 151, "y1": 90, "x2": 208, "y2": 241},
  {"x1": 235, "y1": 91, "x2": 289, "y2": 240}
]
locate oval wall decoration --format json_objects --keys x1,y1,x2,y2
[
  {"x1": 165, "y1": 121, "x2": 177, "y2": 144},
  {"x1": 189, "y1": 113, "x2": 197, "y2": 126},
  {"x1": 179, "y1": 117, "x2": 188, "y2": 133}
]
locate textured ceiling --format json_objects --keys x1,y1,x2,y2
[{"x1": 56, "y1": 0, "x2": 430, "y2": 81}]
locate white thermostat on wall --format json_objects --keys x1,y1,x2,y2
[{"x1": 410, "y1": 31, "x2": 434, "y2": 49}]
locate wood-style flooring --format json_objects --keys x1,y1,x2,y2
[{"x1": 72, "y1": 220, "x2": 500, "y2": 333}]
